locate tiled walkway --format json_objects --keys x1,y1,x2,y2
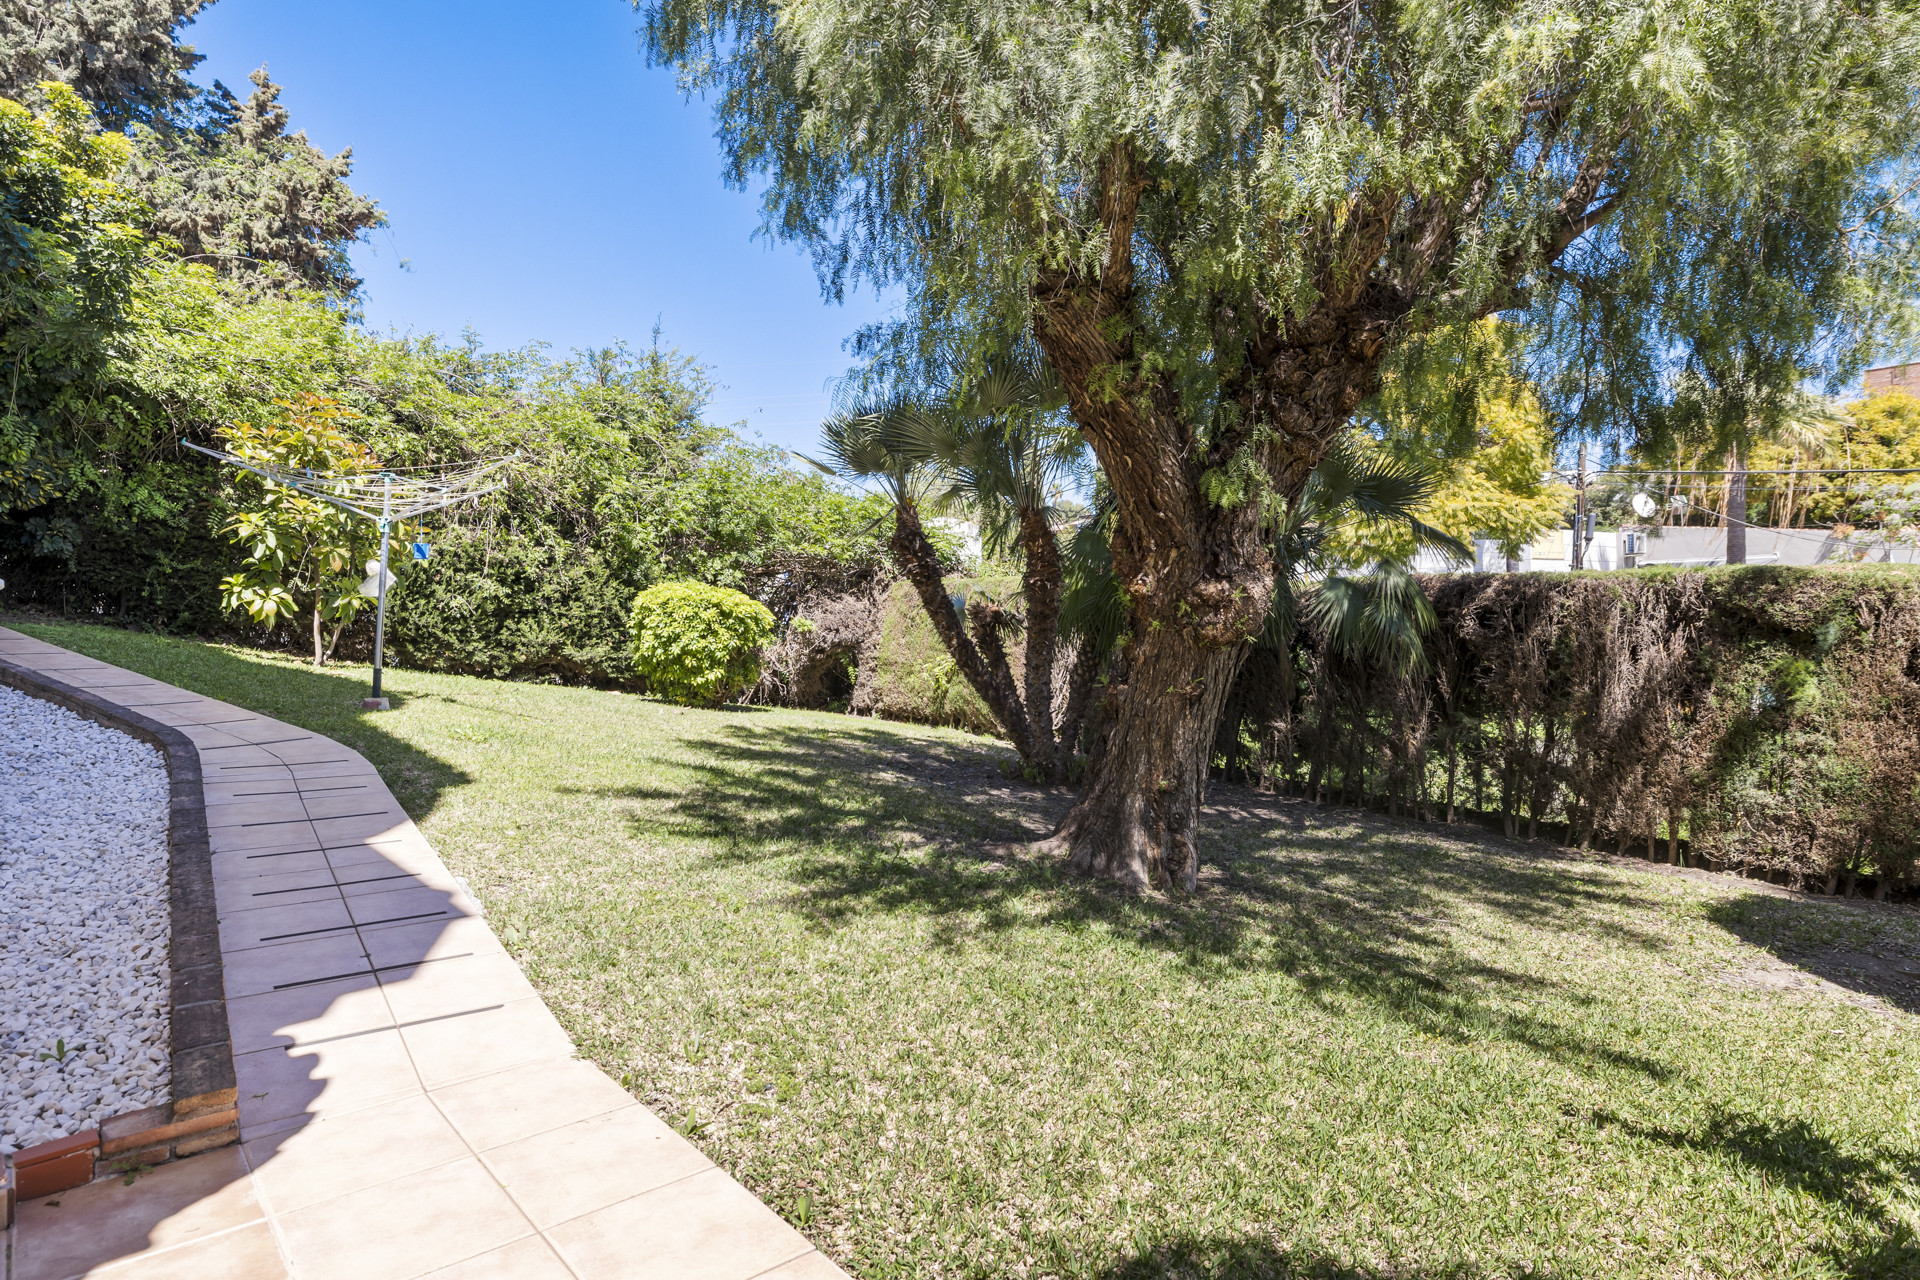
[{"x1": 1, "y1": 628, "x2": 845, "y2": 1280}]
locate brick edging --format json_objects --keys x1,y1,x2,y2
[{"x1": 0, "y1": 654, "x2": 238, "y2": 1215}]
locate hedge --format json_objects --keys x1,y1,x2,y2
[{"x1": 1227, "y1": 564, "x2": 1920, "y2": 896}]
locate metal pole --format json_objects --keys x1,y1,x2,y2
[{"x1": 371, "y1": 475, "x2": 392, "y2": 703}]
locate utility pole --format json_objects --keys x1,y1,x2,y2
[{"x1": 1572, "y1": 441, "x2": 1587, "y2": 570}]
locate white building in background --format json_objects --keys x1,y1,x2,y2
[{"x1": 1452, "y1": 524, "x2": 1918, "y2": 573}]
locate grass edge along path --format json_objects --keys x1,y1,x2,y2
[{"x1": 11, "y1": 620, "x2": 1920, "y2": 1280}]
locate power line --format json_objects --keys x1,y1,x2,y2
[{"x1": 1558, "y1": 466, "x2": 1920, "y2": 478}]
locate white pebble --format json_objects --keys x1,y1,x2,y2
[{"x1": 0, "y1": 686, "x2": 171, "y2": 1154}]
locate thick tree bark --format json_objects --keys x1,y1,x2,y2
[{"x1": 1024, "y1": 128, "x2": 1626, "y2": 889}]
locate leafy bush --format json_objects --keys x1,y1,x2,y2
[{"x1": 630, "y1": 581, "x2": 775, "y2": 705}]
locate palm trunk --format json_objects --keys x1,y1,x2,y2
[
  {"x1": 1016, "y1": 505, "x2": 1063, "y2": 779},
  {"x1": 1055, "y1": 633, "x2": 1105, "y2": 759},
  {"x1": 890, "y1": 502, "x2": 1042, "y2": 768}
]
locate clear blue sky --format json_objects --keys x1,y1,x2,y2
[{"x1": 183, "y1": 0, "x2": 896, "y2": 456}]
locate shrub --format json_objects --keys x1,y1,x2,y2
[{"x1": 630, "y1": 581, "x2": 775, "y2": 705}]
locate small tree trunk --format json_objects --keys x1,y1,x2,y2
[
  {"x1": 1055, "y1": 634, "x2": 1105, "y2": 759},
  {"x1": 1445, "y1": 740, "x2": 1458, "y2": 823},
  {"x1": 311, "y1": 603, "x2": 325, "y2": 667},
  {"x1": 1015, "y1": 504, "x2": 1064, "y2": 778},
  {"x1": 1725, "y1": 447, "x2": 1748, "y2": 565},
  {"x1": 1667, "y1": 810, "x2": 1681, "y2": 866}
]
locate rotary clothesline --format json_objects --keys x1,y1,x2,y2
[{"x1": 183, "y1": 441, "x2": 515, "y2": 705}]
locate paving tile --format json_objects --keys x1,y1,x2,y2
[
  {"x1": 204, "y1": 798, "x2": 314, "y2": 829},
  {"x1": 302, "y1": 791, "x2": 408, "y2": 822},
  {"x1": 751, "y1": 1252, "x2": 853, "y2": 1280},
  {"x1": 224, "y1": 975, "x2": 389, "y2": 1055},
  {"x1": 401, "y1": 996, "x2": 575, "y2": 1089},
  {"x1": 220, "y1": 933, "x2": 369, "y2": 998},
  {"x1": 326, "y1": 844, "x2": 450, "y2": 885},
  {"x1": 243, "y1": 1092, "x2": 469, "y2": 1214},
  {"x1": 218, "y1": 898, "x2": 354, "y2": 952},
  {"x1": 311, "y1": 811, "x2": 414, "y2": 843},
  {"x1": 12, "y1": 1146, "x2": 263, "y2": 1280},
  {"x1": 361, "y1": 915, "x2": 506, "y2": 967},
  {"x1": 431, "y1": 1056, "x2": 635, "y2": 1152},
  {"x1": 276, "y1": 1157, "x2": 533, "y2": 1280},
  {"x1": 335, "y1": 866, "x2": 446, "y2": 900},
  {"x1": 381, "y1": 952, "x2": 538, "y2": 1024},
  {"x1": 211, "y1": 847, "x2": 332, "y2": 883},
  {"x1": 90, "y1": 1219, "x2": 291, "y2": 1280},
  {"x1": 281, "y1": 759, "x2": 374, "y2": 780},
  {"x1": 347, "y1": 883, "x2": 477, "y2": 928},
  {"x1": 416, "y1": 1233, "x2": 576, "y2": 1279},
  {"x1": 216, "y1": 865, "x2": 343, "y2": 913},
  {"x1": 236, "y1": 1027, "x2": 419, "y2": 1133},
  {"x1": 195, "y1": 746, "x2": 291, "y2": 773},
  {"x1": 482, "y1": 1103, "x2": 712, "y2": 1229},
  {"x1": 209, "y1": 822, "x2": 324, "y2": 856},
  {"x1": 547, "y1": 1167, "x2": 812, "y2": 1280}
]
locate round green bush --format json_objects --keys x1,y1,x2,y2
[{"x1": 629, "y1": 581, "x2": 776, "y2": 705}]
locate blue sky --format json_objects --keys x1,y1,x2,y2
[{"x1": 183, "y1": 0, "x2": 895, "y2": 456}]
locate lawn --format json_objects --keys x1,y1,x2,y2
[{"x1": 12, "y1": 620, "x2": 1920, "y2": 1279}]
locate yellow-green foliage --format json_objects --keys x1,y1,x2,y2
[
  {"x1": 1749, "y1": 389, "x2": 1920, "y2": 527},
  {"x1": 1338, "y1": 322, "x2": 1571, "y2": 562},
  {"x1": 630, "y1": 581, "x2": 776, "y2": 705},
  {"x1": 856, "y1": 578, "x2": 1020, "y2": 736}
]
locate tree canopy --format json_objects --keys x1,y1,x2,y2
[{"x1": 647, "y1": 0, "x2": 1920, "y2": 887}]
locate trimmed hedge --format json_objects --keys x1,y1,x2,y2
[{"x1": 1230, "y1": 564, "x2": 1920, "y2": 896}]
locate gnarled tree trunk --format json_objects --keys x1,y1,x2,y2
[{"x1": 1026, "y1": 147, "x2": 1389, "y2": 889}]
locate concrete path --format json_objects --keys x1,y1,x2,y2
[{"x1": 1, "y1": 628, "x2": 846, "y2": 1280}]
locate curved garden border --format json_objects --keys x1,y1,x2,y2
[{"x1": 0, "y1": 656, "x2": 237, "y2": 1222}]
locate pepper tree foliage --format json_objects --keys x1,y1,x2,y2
[{"x1": 647, "y1": 0, "x2": 1920, "y2": 888}]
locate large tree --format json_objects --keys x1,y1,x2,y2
[
  {"x1": 124, "y1": 67, "x2": 386, "y2": 297},
  {"x1": 0, "y1": 0, "x2": 206, "y2": 129},
  {"x1": 645, "y1": 0, "x2": 1920, "y2": 888}
]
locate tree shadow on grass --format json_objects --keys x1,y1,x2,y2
[
  {"x1": 1703, "y1": 892, "x2": 1920, "y2": 1016},
  {"x1": 564, "y1": 719, "x2": 1676, "y2": 1081},
  {"x1": 1587, "y1": 1106, "x2": 1920, "y2": 1278},
  {"x1": 1081, "y1": 1237, "x2": 1507, "y2": 1280}
]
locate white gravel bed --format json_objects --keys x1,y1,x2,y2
[{"x1": 1, "y1": 684, "x2": 172, "y2": 1155}]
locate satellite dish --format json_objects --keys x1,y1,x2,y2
[{"x1": 1631, "y1": 492, "x2": 1658, "y2": 519}]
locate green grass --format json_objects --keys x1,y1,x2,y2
[{"x1": 14, "y1": 619, "x2": 1920, "y2": 1279}]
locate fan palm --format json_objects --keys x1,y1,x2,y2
[{"x1": 804, "y1": 349, "x2": 1090, "y2": 780}]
